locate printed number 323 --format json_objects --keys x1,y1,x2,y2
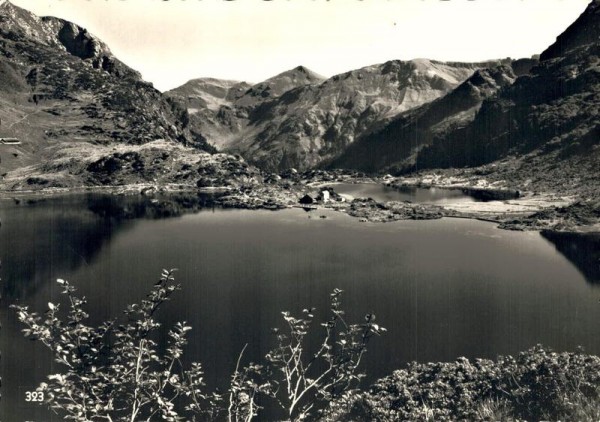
[{"x1": 25, "y1": 391, "x2": 44, "y2": 402}]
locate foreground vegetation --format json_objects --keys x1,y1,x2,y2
[
  {"x1": 326, "y1": 347, "x2": 600, "y2": 421},
  {"x1": 13, "y1": 270, "x2": 386, "y2": 421},
  {"x1": 13, "y1": 271, "x2": 600, "y2": 421}
]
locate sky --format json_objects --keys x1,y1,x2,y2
[{"x1": 8, "y1": 0, "x2": 591, "y2": 92}]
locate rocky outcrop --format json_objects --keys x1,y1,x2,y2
[
  {"x1": 57, "y1": 21, "x2": 104, "y2": 60},
  {"x1": 0, "y1": 1, "x2": 135, "y2": 78},
  {"x1": 510, "y1": 57, "x2": 539, "y2": 77}
]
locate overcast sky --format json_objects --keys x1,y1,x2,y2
[{"x1": 9, "y1": 0, "x2": 591, "y2": 92}]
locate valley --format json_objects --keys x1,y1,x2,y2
[{"x1": 0, "y1": 1, "x2": 599, "y2": 420}]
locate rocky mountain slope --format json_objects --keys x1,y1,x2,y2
[
  {"x1": 169, "y1": 59, "x2": 510, "y2": 172},
  {"x1": 539, "y1": 0, "x2": 600, "y2": 61},
  {"x1": 410, "y1": 0, "x2": 600, "y2": 197},
  {"x1": 0, "y1": 1, "x2": 257, "y2": 191},
  {"x1": 166, "y1": 65, "x2": 326, "y2": 154},
  {"x1": 165, "y1": 78, "x2": 251, "y2": 150},
  {"x1": 330, "y1": 64, "x2": 521, "y2": 172}
]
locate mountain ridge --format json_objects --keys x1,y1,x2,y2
[
  {"x1": 170, "y1": 58, "x2": 516, "y2": 171},
  {"x1": 329, "y1": 64, "x2": 519, "y2": 172}
]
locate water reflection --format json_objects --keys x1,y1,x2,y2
[
  {"x1": 332, "y1": 183, "x2": 477, "y2": 204},
  {"x1": 86, "y1": 192, "x2": 218, "y2": 220},
  {"x1": 541, "y1": 230, "x2": 600, "y2": 285},
  {"x1": 0, "y1": 193, "x2": 218, "y2": 299}
]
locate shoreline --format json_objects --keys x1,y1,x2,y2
[{"x1": 1, "y1": 180, "x2": 598, "y2": 234}]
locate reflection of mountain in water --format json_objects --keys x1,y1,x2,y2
[
  {"x1": 541, "y1": 230, "x2": 600, "y2": 284},
  {"x1": 0, "y1": 193, "x2": 218, "y2": 299},
  {"x1": 86, "y1": 193, "x2": 218, "y2": 220}
]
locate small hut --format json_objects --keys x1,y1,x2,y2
[{"x1": 299, "y1": 194, "x2": 314, "y2": 205}]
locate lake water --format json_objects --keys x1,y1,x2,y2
[
  {"x1": 1, "y1": 194, "x2": 599, "y2": 421},
  {"x1": 332, "y1": 182, "x2": 477, "y2": 203}
]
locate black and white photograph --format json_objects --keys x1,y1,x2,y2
[{"x1": 0, "y1": 0, "x2": 599, "y2": 420}]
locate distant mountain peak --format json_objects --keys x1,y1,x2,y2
[
  {"x1": 0, "y1": 0, "x2": 60, "y2": 45},
  {"x1": 291, "y1": 65, "x2": 324, "y2": 78},
  {"x1": 0, "y1": 0, "x2": 39, "y2": 21},
  {"x1": 231, "y1": 65, "x2": 325, "y2": 106},
  {"x1": 186, "y1": 77, "x2": 246, "y2": 85},
  {"x1": 267, "y1": 65, "x2": 326, "y2": 82},
  {"x1": 0, "y1": 2, "x2": 136, "y2": 78},
  {"x1": 0, "y1": 0, "x2": 16, "y2": 10}
]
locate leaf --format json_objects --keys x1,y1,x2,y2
[{"x1": 48, "y1": 302, "x2": 56, "y2": 311}]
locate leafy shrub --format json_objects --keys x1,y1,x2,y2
[
  {"x1": 266, "y1": 288, "x2": 386, "y2": 421},
  {"x1": 13, "y1": 270, "x2": 219, "y2": 421},
  {"x1": 13, "y1": 272, "x2": 384, "y2": 422}
]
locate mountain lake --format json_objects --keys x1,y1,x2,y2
[
  {"x1": 1, "y1": 193, "x2": 599, "y2": 420},
  {"x1": 331, "y1": 182, "x2": 478, "y2": 203}
]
